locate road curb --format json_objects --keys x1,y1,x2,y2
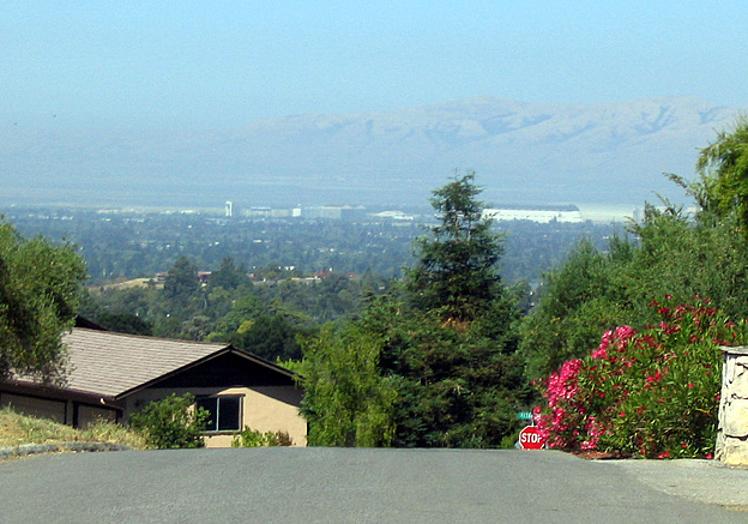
[{"x1": 0, "y1": 442, "x2": 131, "y2": 459}]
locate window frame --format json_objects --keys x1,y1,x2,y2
[{"x1": 195, "y1": 394, "x2": 244, "y2": 433}]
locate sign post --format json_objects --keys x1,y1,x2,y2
[{"x1": 518, "y1": 425, "x2": 546, "y2": 450}]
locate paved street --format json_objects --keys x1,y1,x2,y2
[{"x1": 1, "y1": 448, "x2": 746, "y2": 523}]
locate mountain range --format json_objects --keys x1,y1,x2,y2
[{"x1": 1, "y1": 96, "x2": 743, "y2": 208}]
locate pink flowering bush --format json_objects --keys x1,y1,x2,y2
[{"x1": 534, "y1": 297, "x2": 744, "y2": 458}]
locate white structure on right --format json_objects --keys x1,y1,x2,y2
[
  {"x1": 716, "y1": 346, "x2": 748, "y2": 465},
  {"x1": 481, "y1": 206, "x2": 583, "y2": 224}
]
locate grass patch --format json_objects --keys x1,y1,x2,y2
[{"x1": 0, "y1": 407, "x2": 147, "y2": 450}]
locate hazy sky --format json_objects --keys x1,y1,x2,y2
[{"x1": 3, "y1": 1, "x2": 747, "y2": 127}]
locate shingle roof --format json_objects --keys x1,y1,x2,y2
[{"x1": 57, "y1": 328, "x2": 229, "y2": 399}]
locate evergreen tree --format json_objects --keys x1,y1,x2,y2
[
  {"x1": 208, "y1": 257, "x2": 247, "y2": 290},
  {"x1": 407, "y1": 172, "x2": 502, "y2": 323},
  {"x1": 163, "y1": 256, "x2": 199, "y2": 304},
  {"x1": 298, "y1": 173, "x2": 529, "y2": 448}
]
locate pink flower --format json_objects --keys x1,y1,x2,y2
[
  {"x1": 657, "y1": 450, "x2": 671, "y2": 459},
  {"x1": 645, "y1": 370, "x2": 663, "y2": 384}
]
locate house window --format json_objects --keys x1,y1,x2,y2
[{"x1": 195, "y1": 395, "x2": 242, "y2": 432}]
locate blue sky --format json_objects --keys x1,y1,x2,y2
[{"x1": 3, "y1": 1, "x2": 747, "y2": 127}]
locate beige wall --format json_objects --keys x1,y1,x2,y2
[
  {"x1": 77, "y1": 404, "x2": 118, "y2": 428},
  {"x1": 0, "y1": 392, "x2": 66, "y2": 424},
  {"x1": 124, "y1": 385, "x2": 306, "y2": 447}
]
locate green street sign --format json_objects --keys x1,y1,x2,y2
[{"x1": 516, "y1": 411, "x2": 533, "y2": 421}]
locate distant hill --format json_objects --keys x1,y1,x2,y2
[{"x1": 0, "y1": 97, "x2": 742, "y2": 207}]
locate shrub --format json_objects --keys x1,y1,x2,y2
[
  {"x1": 534, "y1": 297, "x2": 743, "y2": 458},
  {"x1": 128, "y1": 394, "x2": 208, "y2": 449},
  {"x1": 231, "y1": 426, "x2": 293, "y2": 447}
]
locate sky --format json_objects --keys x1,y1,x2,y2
[{"x1": 3, "y1": 1, "x2": 748, "y2": 128}]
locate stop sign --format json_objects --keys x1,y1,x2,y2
[{"x1": 518, "y1": 425, "x2": 545, "y2": 450}]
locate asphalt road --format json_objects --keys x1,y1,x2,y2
[{"x1": 1, "y1": 448, "x2": 746, "y2": 523}]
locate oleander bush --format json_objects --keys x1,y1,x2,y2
[{"x1": 534, "y1": 297, "x2": 745, "y2": 458}]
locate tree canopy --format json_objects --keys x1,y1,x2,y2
[
  {"x1": 696, "y1": 118, "x2": 748, "y2": 228},
  {"x1": 301, "y1": 173, "x2": 529, "y2": 448},
  {"x1": 407, "y1": 172, "x2": 502, "y2": 323},
  {"x1": 0, "y1": 221, "x2": 86, "y2": 383}
]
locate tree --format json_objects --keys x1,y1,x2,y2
[
  {"x1": 362, "y1": 292, "x2": 527, "y2": 448},
  {"x1": 208, "y1": 257, "x2": 247, "y2": 290},
  {"x1": 0, "y1": 221, "x2": 86, "y2": 382},
  {"x1": 297, "y1": 173, "x2": 528, "y2": 448},
  {"x1": 300, "y1": 323, "x2": 396, "y2": 446},
  {"x1": 163, "y1": 256, "x2": 199, "y2": 304},
  {"x1": 407, "y1": 172, "x2": 502, "y2": 323},
  {"x1": 696, "y1": 118, "x2": 748, "y2": 228}
]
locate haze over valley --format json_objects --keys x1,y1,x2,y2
[{"x1": 2, "y1": 96, "x2": 741, "y2": 209}]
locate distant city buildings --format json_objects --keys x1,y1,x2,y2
[
  {"x1": 223, "y1": 202, "x2": 604, "y2": 224},
  {"x1": 243, "y1": 205, "x2": 366, "y2": 220},
  {"x1": 370, "y1": 210, "x2": 414, "y2": 221},
  {"x1": 482, "y1": 205, "x2": 583, "y2": 224}
]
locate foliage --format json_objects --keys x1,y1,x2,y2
[
  {"x1": 521, "y1": 201, "x2": 748, "y2": 381},
  {"x1": 163, "y1": 256, "x2": 199, "y2": 304},
  {"x1": 363, "y1": 293, "x2": 528, "y2": 448},
  {"x1": 0, "y1": 221, "x2": 87, "y2": 382},
  {"x1": 695, "y1": 118, "x2": 748, "y2": 229},
  {"x1": 208, "y1": 257, "x2": 247, "y2": 290},
  {"x1": 295, "y1": 173, "x2": 529, "y2": 449},
  {"x1": 300, "y1": 323, "x2": 397, "y2": 447},
  {"x1": 231, "y1": 426, "x2": 293, "y2": 447},
  {"x1": 520, "y1": 239, "x2": 630, "y2": 381},
  {"x1": 534, "y1": 298, "x2": 742, "y2": 458},
  {"x1": 11, "y1": 206, "x2": 616, "y2": 289},
  {"x1": 407, "y1": 172, "x2": 503, "y2": 322},
  {"x1": 229, "y1": 313, "x2": 305, "y2": 361},
  {"x1": 128, "y1": 393, "x2": 209, "y2": 449},
  {"x1": 92, "y1": 311, "x2": 153, "y2": 335},
  {"x1": 275, "y1": 358, "x2": 304, "y2": 375}
]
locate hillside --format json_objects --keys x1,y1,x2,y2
[
  {"x1": 0, "y1": 407, "x2": 146, "y2": 450},
  {"x1": 0, "y1": 97, "x2": 742, "y2": 207}
]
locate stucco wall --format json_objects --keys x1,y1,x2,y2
[
  {"x1": 716, "y1": 347, "x2": 748, "y2": 465},
  {"x1": 124, "y1": 386, "x2": 307, "y2": 447},
  {"x1": 77, "y1": 404, "x2": 118, "y2": 428},
  {"x1": 0, "y1": 392, "x2": 66, "y2": 424}
]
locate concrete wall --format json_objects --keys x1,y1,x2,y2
[
  {"x1": 716, "y1": 346, "x2": 748, "y2": 465},
  {"x1": 124, "y1": 385, "x2": 307, "y2": 447}
]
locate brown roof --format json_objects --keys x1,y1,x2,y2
[
  {"x1": 8, "y1": 327, "x2": 299, "y2": 401},
  {"x1": 10, "y1": 328, "x2": 229, "y2": 400},
  {"x1": 63, "y1": 328, "x2": 234, "y2": 399}
]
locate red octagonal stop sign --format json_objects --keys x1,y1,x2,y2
[{"x1": 518, "y1": 425, "x2": 546, "y2": 450}]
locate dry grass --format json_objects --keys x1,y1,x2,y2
[
  {"x1": 88, "y1": 278, "x2": 162, "y2": 291},
  {"x1": 0, "y1": 407, "x2": 147, "y2": 449}
]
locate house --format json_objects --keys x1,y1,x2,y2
[{"x1": 0, "y1": 326, "x2": 307, "y2": 447}]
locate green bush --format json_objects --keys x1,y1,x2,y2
[
  {"x1": 231, "y1": 426, "x2": 293, "y2": 447},
  {"x1": 128, "y1": 393, "x2": 208, "y2": 449}
]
